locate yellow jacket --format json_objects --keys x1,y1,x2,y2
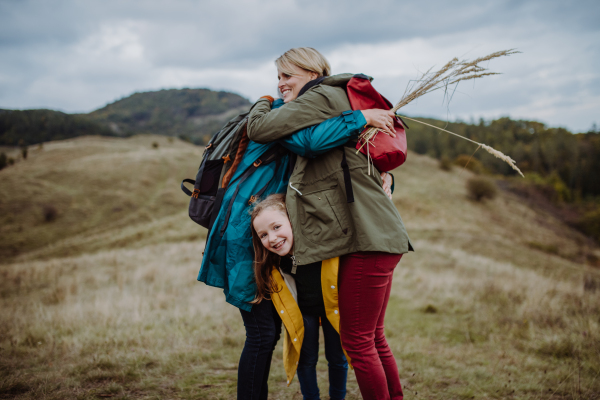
[{"x1": 270, "y1": 257, "x2": 350, "y2": 386}]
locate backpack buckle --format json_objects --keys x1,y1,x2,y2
[
  {"x1": 205, "y1": 143, "x2": 212, "y2": 149},
  {"x1": 253, "y1": 159, "x2": 262, "y2": 168},
  {"x1": 248, "y1": 195, "x2": 257, "y2": 205},
  {"x1": 192, "y1": 188, "x2": 200, "y2": 198}
]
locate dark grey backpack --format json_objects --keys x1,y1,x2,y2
[{"x1": 181, "y1": 112, "x2": 286, "y2": 233}]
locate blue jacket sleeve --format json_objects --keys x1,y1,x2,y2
[{"x1": 278, "y1": 110, "x2": 367, "y2": 158}]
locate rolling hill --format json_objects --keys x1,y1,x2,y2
[
  {"x1": 0, "y1": 88, "x2": 252, "y2": 147},
  {"x1": 0, "y1": 134, "x2": 206, "y2": 261},
  {"x1": 0, "y1": 135, "x2": 599, "y2": 398},
  {"x1": 87, "y1": 88, "x2": 252, "y2": 142}
]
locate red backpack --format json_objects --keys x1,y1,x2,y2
[{"x1": 346, "y1": 74, "x2": 408, "y2": 171}]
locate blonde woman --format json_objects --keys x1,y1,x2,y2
[{"x1": 247, "y1": 47, "x2": 413, "y2": 400}]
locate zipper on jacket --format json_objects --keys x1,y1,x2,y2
[{"x1": 290, "y1": 255, "x2": 298, "y2": 274}]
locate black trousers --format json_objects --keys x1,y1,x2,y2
[{"x1": 237, "y1": 299, "x2": 282, "y2": 400}]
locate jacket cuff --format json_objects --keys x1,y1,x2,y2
[
  {"x1": 342, "y1": 110, "x2": 367, "y2": 132},
  {"x1": 227, "y1": 294, "x2": 253, "y2": 312},
  {"x1": 259, "y1": 95, "x2": 275, "y2": 104}
]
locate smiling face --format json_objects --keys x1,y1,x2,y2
[
  {"x1": 252, "y1": 207, "x2": 294, "y2": 256},
  {"x1": 277, "y1": 63, "x2": 318, "y2": 103}
]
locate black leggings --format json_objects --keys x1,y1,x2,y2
[{"x1": 237, "y1": 299, "x2": 282, "y2": 399}]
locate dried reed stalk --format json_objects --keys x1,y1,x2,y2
[
  {"x1": 399, "y1": 115, "x2": 524, "y2": 177},
  {"x1": 357, "y1": 49, "x2": 524, "y2": 176}
]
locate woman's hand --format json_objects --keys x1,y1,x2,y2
[
  {"x1": 361, "y1": 109, "x2": 397, "y2": 138},
  {"x1": 381, "y1": 172, "x2": 393, "y2": 200}
]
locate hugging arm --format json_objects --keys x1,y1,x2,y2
[
  {"x1": 278, "y1": 111, "x2": 366, "y2": 158},
  {"x1": 280, "y1": 112, "x2": 395, "y2": 200},
  {"x1": 247, "y1": 87, "x2": 348, "y2": 144},
  {"x1": 248, "y1": 89, "x2": 397, "y2": 146}
]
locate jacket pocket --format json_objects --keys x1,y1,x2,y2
[{"x1": 300, "y1": 185, "x2": 352, "y2": 243}]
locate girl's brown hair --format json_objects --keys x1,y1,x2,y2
[{"x1": 250, "y1": 193, "x2": 288, "y2": 303}]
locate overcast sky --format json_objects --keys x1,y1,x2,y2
[{"x1": 1, "y1": 0, "x2": 598, "y2": 132}]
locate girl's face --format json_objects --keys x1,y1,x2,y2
[
  {"x1": 277, "y1": 64, "x2": 318, "y2": 103},
  {"x1": 253, "y1": 208, "x2": 294, "y2": 256}
]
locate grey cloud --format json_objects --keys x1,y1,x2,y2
[
  {"x1": 0, "y1": 0, "x2": 574, "y2": 67},
  {"x1": 0, "y1": 0, "x2": 599, "y2": 130}
]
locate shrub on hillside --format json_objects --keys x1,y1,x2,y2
[
  {"x1": 454, "y1": 154, "x2": 484, "y2": 174},
  {"x1": 584, "y1": 273, "x2": 598, "y2": 293},
  {"x1": 546, "y1": 171, "x2": 572, "y2": 202},
  {"x1": 43, "y1": 205, "x2": 58, "y2": 222},
  {"x1": 467, "y1": 177, "x2": 497, "y2": 201},
  {"x1": 152, "y1": 142, "x2": 159, "y2": 149},
  {"x1": 514, "y1": 172, "x2": 573, "y2": 203},
  {"x1": 439, "y1": 156, "x2": 453, "y2": 171},
  {"x1": 527, "y1": 241, "x2": 559, "y2": 255},
  {"x1": 577, "y1": 208, "x2": 600, "y2": 242}
]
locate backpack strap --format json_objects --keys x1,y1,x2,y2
[
  {"x1": 219, "y1": 145, "x2": 286, "y2": 236},
  {"x1": 208, "y1": 187, "x2": 226, "y2": 232},
  {"x1": 249, "y1": 156, "x2": 282, "y2": 205},
  {"x1": 340, "y1": 144, "x2": 355, "y2": 203},
  {"x1": 181, "y1": 179, "x2": 196, "y2": 197},
  {"x1": 181, "y1": 142, "x2": 216, "y2": 196},
  {"x1": 221, "y1": 125, "x2": 250, "y2": 189}
]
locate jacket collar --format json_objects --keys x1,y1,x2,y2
[
  {"x1": 297, "y1": 76, "x2": 325, "y2": 98},
  {"x1": 297, "y1": 73, "x2": 363, "y2": 98}
]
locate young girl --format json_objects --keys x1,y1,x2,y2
[{"x1": 250, "y1": 193, "x2": 348, "y2": 400}]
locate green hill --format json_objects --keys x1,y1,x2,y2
[
  {"x1": 87, "y1": 88, "x2": 252, "y2": 143},
  {"x1": 0, "y1": 88, "x2": 252, "y2": 148}
]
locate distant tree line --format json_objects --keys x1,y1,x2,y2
[
  {"x1": 407, "y1": 117, "x2": 600, "y2": 199},
  {"x1": 0, "y1": 109, "x2": 114, "y2": 146}
]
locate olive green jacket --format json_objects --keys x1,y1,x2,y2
[{"x1": 247, "y1": 74, "x2": 412, "y2": 265}]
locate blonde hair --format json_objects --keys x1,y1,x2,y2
[
  {"x1": 275, "y1": 47, "x2": 331, "y2": 78},
  {"x1": 250, "y1": 194, "x2": 288, "y2": 303}
]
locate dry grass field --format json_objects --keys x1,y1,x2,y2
[
  {"x1": 0, "y1": 135, "x2": 206, "y2": 261},
  {"x1": 1, "y1": 135, "x2": 599, "y2": 399}
]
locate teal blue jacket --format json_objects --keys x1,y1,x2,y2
[{"x1": 197, "y1": 99, "x2": 367, "y2": 311}]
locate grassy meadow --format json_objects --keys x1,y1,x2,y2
[{"x1": 1, "y1": 135, "x2": 599, "y2": 399}]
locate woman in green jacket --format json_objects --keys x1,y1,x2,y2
[{"x1": 247, "y1": 47, "x2": 412, "y2": 400}]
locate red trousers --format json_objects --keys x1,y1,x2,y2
[{"x1": 338, "y1": 252, "x2": 403, "y2": 400}]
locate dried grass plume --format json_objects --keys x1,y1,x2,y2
[{"x1": 357, "y1": 49, "x2": 525, "y2": 177}]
